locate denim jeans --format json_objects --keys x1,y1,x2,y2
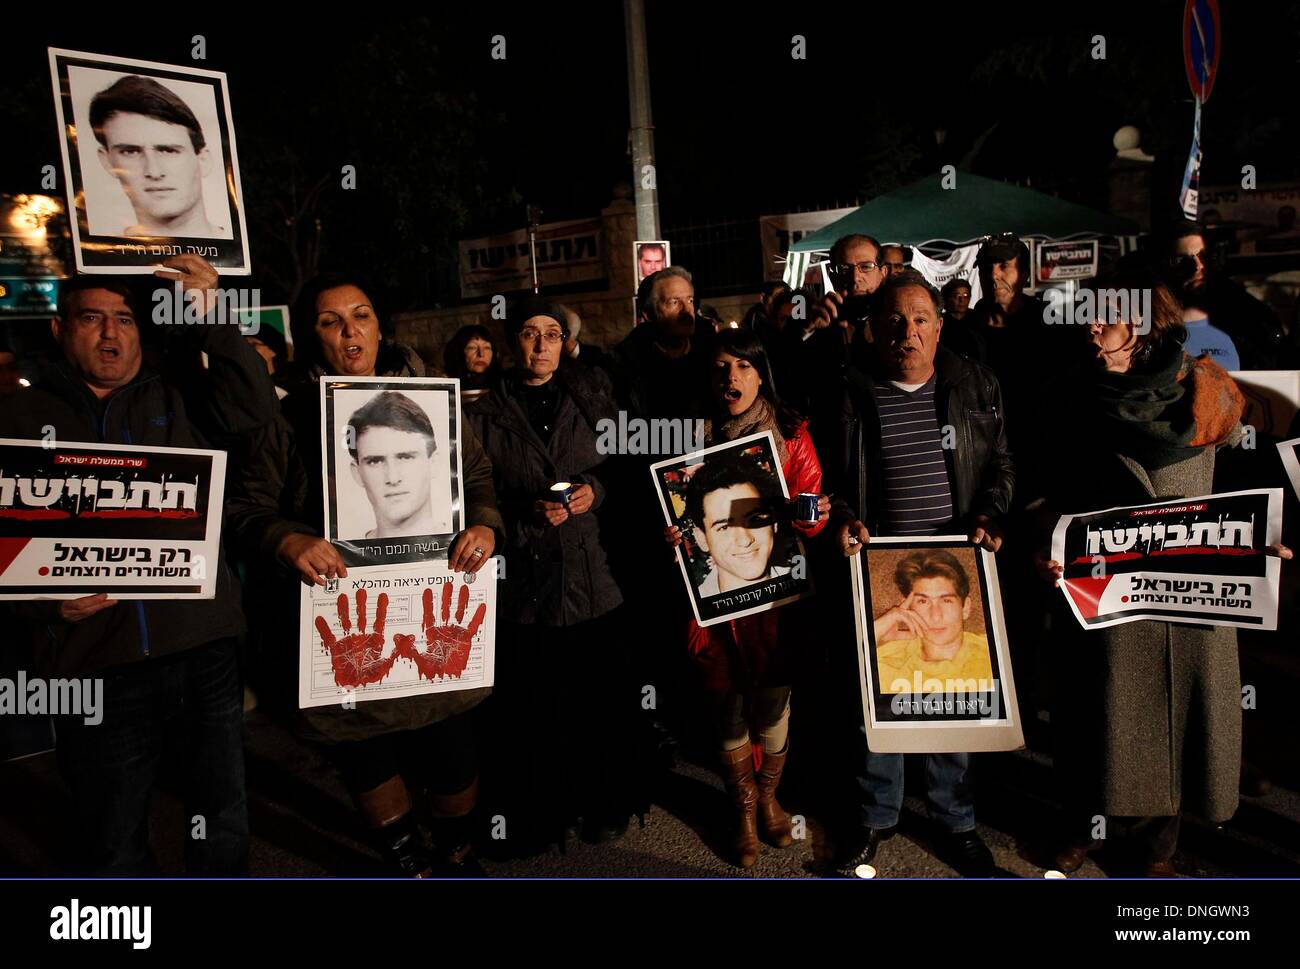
[
  {"x1": 54, "y1": 638, "x2": 248, "y2": 876},
  {"x1": 858, "y1": 743, "x2": 975, "y2": 834}
]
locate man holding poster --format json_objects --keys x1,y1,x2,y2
[
  {"x1": 0, "y1": 256, "x2": 279, "y2": 875},
  {"x1": 832, "y1": 269, "x2": 1015, "y2": 879}
]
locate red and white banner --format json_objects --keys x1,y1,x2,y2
[
  {"x1": 0, "y1": 438, "x2": 225, "y2": 599},
  {"x1": 1051, "y1": 489, "x2": 1283, "y2": 631}
]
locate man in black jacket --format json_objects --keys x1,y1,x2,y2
[
  {"x1": 0, "y1": 255, "x2": 277, "y2": 875},
  {"x1": 831, "y1": 270, "x2": 1014, "y2": 878}
]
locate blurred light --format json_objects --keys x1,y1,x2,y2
[
  {"x1": 853, "y1": 864, "x2": 877, "y2": 879},
  {"x1": 18, "y1": 378, "x2": 32, "y2": 388},
  {"x1": 9, "y1": 194, "x2": 62, "y2": 235}
]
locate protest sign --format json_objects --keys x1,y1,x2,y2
[
  {"x1": 650, "y1": 431, "x2": 812, "y2": 627},
  {"x1": 851, "y1": 537, "x2": 1022, "y2": 754},
  {"x1": 1052, "y1": 488, "x2": 1283, "y2": 631},
  {"x1": 299, "y1": 558, "x2": 496, "y2": 709},
  {"x1": 48, "y1": 48, "x2": 251, "y2": 275},
  {"x1": 320, "y1": 376, "x2": 464, "y2": 568},
  {"x1": 0, "y1": 438, "x2": 225, "y2": 599}
]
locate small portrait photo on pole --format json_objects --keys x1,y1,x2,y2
[
  {"x1": 634, "y1": 240, "x2": 671, "y2": 285},
  {"x1": 48, "y1": 48, "x2": 251, "y2": 274}
]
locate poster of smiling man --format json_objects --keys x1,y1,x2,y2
[
  {"x1": 48, "y1": 48, "x2": 251, "y2": 274},
  {"x1": 850, "y1": 537, "x2": 1023, "y2": 754},
  {"x1": 321, "y1": 376, "x2": 463, "y2": 568},
  {"x1": 651, "y1": 431, "x2": 812, "y2": 626}
]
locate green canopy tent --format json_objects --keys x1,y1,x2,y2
[
  {"x1": 783, "y1": 173, "x2": 1140, "y2": 297},
  {"x1": 789, "y1": 172, "x2": 1139, "y2": 253}
]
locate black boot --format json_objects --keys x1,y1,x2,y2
[
  {"x1": 372, "y1": 814, "x2": 437, "y2": 878},
  {"x1": 356, "y1": 776, "x2": 435, "y2": 878},
  {"x1": 428, "y1": 779, "x2": 488, "y2": 877}
]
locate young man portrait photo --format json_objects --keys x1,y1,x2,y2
[
  {"x1": 872, "y1": 548, "x2": 994, "y2": 694},
  {"x1": 685, "y1": 454, "x2": 790, "y2": 597},
  {"x1": 344, "y1": 390, "x2": 443, "y2": 540}
]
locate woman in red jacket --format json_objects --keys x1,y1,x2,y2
[{"x1": 666, "y1": 328, "x2": 829, "y2": 867}]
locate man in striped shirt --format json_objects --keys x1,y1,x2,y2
[{"x1": 832, "y1": 269, "x2": 1014, "y2": 878}]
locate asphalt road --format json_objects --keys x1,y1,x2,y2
[{"x1": 2, "y1": 705, "x2": 1297, "y2": 879}]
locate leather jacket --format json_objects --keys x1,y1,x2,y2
[{"x1": 834, "y1": 346, "x2": 1015, "y2": 532}]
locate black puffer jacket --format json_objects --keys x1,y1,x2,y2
[
  {"x1": 465, "y1": 362, "x2": 623, "y2": 627},
  {"x1": 0, "y1": 324, "x2": 278, "y2": 679},
  {"x1": 835, "y1": 346, "x2": 1015, "y2": 531}
]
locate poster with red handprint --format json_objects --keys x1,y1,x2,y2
[{"x1": 298, "y1": 558, "x2": 496, "y2": 709}]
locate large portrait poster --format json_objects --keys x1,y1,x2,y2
[
  {"x1": 48, "y1": 48, "x2": 251, "y2": 275},
  {"x1": 851, "y1": 537, "x2": 1022, "y2": 754},
  {"x1": 650, "y1": 431, "x2": 812, "y2": 627},
  {"x1": 299, "y1": 560, "x2": 496, "y2": 709},
  {"x1": 320, "y1": 376, "x2": 464, "y2": 568},
  {"x1": 1052, "y1": 489, "x2": 1284, "y2": 631},
  {"x1": 0, "y1": 438, "x2": 225, "y2": 599}
]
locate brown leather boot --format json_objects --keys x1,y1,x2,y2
[
  {"x1": 754, "y1": 744, "x2": 794, "y2": 848},
  {"x1": 356, "y1": 776, "x2": 434, "y2": 878},
  {"x1": 721, "y1": 744, "x2": 761, "y2": 868}
]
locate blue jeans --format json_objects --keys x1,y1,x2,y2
[
  {"x1": 858, "y1": 744, "x2": 975, "y2": 834},
  {"x1": 54, "y1": 638, "x2": 248, "y2": 876}
]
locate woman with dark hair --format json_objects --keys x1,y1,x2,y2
[
  {"x1": 1035, "y1": 258, "x2": 1291, "y2": 876},
  {"x1": 443, "y1": 324, "x2": 499, "y2": 400},
  {"x1": 464, "y1": 297, "x2": 639, "y2": 853},
  {"x1": 665, "y1": 327, "x2": 830, "y2": 867},
  {"x1": 228, "y1": 273, "x2": 503, "y2": 877}
]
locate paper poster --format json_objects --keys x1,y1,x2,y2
[
  {"x1": 299, "y1": 559, "x2": 496, "y2": 709},
  {"x1": 650, "y1": 431, "x2": 813, "y2": 627},
  {"x1": 48, "y1": 48, "x2": 251, "y2": 275},
  {"x1": 1051, "y1": 489, "x2": 1283, "y2": 631},
  {"x1": 851, "y1": 537, "x2": 1022, "y2": 754},
  {"x1": 0, "y1": 437, "x2": 225, "y2": 599},
  {"x1": 319, "y1": 376, "x2": 464, "y2": 568}
]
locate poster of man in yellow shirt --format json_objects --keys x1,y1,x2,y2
[{"x1": 871, "y1": 547, "x2": 994, "y2": 694}]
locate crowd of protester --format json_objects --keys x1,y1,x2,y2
[{"x1": 3, "y1": 220, "x2": 1297, "y2": 879}]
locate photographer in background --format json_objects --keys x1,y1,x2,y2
[{"x1": 1163, "y1": 223, "x2": 1297, "y2": 371}]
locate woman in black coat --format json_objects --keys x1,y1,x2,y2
[
  {"x1": 465, "y1": 297, "x2": 640, "y2": 853},
  {"x1": 228, "y1": 272, "x2": 502, "y2": 877}
]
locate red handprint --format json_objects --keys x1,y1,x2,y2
[
  {"x1": 315, "y1": 589, "x2": 399, "y2": 688},
  {"x1": 393, "y1": 581, "x2": 485, "y2": 681}
]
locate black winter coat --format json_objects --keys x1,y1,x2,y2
[
  {"x1": 465, "y1": 363, "x2": 623, "y2": 627},
  {"x1": 0, "y1": 324, "x2": 278, "y2": 678}
]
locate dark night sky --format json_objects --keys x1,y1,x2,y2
[{"x1": 4, "y1": 1, "x2": 1297, "y2": 305}]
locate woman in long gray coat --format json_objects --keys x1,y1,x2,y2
[
  {"x1": 465, "y1": 297, "x2": 640, "y2": 854},
  {"x1": 1037, "y1": 262, "x2": 1291, "y2": 876}
]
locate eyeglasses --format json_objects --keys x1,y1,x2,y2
[
  {"x1": 519, "y1": 328, "x2": 564, "y2": 344},
  {"x1": 833, "y1": 262, "x2": 881, "y2": 276}
]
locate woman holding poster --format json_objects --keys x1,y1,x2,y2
[
  {"x1": 464, "y1": 298, "x2": 639, "y2": 854},
  {"x1": 1035, "y1": 256, "x2": 1292, "y2": 877},
  {"x1": 665, "y1": 329, "x2": 829, "y2": 868},
  {"x1": 227, "y1": 272, "x2": 503, "y2": 878}
]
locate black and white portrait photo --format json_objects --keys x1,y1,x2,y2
[
  {"x1": 321, "y1": 377, "x2": 464, "y2": 567},
  {"x1": 651, "y1": 431, "x2": 812, "y2": 626},
  {"x1": 49, "y1": 48, "x2": 251, "y2": 274}
]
